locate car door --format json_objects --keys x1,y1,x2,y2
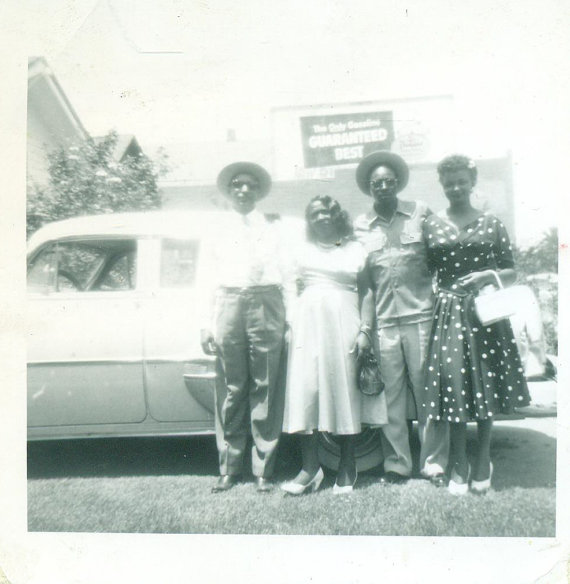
[
  {"x1": 27, "y1": 237, "x2": 147, "y2": 432},
  {"x1": 142, "y1": 236, "x2": 215, "y2": 429}
]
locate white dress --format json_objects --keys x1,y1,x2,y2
[{"x1": 282, "y1": 239, "x2": 387, "y2": 435}]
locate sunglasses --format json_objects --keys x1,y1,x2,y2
[
  {"x1": 231, "y1": 179, "x2": 260, "y2": 190},
  {"x1": 369, "y1": 178, "x2": 398, "y2": 189}
]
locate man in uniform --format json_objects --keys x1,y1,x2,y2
[
  {"x1": 354, "y1": 151, "x2": 449, "y2": 485},
  {"x1": 200, "y1": 161, "x2": 292, "y2": 493}
]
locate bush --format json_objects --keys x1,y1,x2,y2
[
  {"x1": 512, "y1": 228, "x2": 558, "y2": 354},
  {"x1": 513, "y1": 227, "x2": 557, "y2": 274},
  {"x1": 27, "y1": 131, "x2": 168, "y2": 238}
]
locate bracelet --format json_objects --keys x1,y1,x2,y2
[{"x1": 360, "y1": 323, "x2": 372, "y2": 332}]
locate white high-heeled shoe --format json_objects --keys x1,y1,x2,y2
[
  {"x1": 332, "y1": 471, "x2": 358, "y2": 495},
  {"x1": 281, "y1": 468, "x2": 324, "y2": 496},
  {"x1": 470, "y1": 462, "x2": 493, "y2": 495},
  {"x1": 448, "y1": 463, "x2": 470, "y2": 496}
]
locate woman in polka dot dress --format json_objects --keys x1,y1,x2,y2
[{"x1": 422, "y1": 155, "x2": 530, "y2": 495}]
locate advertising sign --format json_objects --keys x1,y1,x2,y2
[{"x1": 300, "y1": 111, "x2": 394, "y2": 168}]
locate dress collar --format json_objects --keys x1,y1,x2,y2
[{"x1": 436, "y1": 209, "x2": 487, "y2": 231}]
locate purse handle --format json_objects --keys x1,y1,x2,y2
[
  {"x1": 489, "y1": 270, "x2": 504, "y2": 289},
  {"x1": 478, "y1": 270, "x2": 504, "y2": 297}
]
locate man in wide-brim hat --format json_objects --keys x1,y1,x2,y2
[
  {"x1": 354, "y1": 151, "x2": 450, "y2": 487},
  {"x1": 216, "y1": 161, "x2": 272, "y2": 202},
  {"x1": 199, "y1": 161, "x2": 292, "y2": 494},
  {"x1": 354, "y1": 150, "x2": 410, "y2": 196}
]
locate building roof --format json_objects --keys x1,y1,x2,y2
[
  {"x1": 93, "y1": 134, "x2": 143, "y2": 161},
  {"x1": 28, "y1": 56, "x2": 89, "y2": 141},
  {"x1": 155, "y1": 139, "x2": 271, "y2": 186}
]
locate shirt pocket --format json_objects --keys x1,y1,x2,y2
[
  {"x1": 400, "y1": 230, "x2": 423, "y2": 246},
  {"x1": 362, "y1": 233, "x2": 387, "y2": 254}
]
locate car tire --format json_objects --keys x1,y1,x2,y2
[{"x1": 317, "y1": 428, "x2": 384, "y2": 472}]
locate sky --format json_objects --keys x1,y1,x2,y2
[{"x1": 17, "y1": 0, "x2": 570, "y2": 243}]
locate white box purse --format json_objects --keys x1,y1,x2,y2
[{"x1": 474, "y1": 271, "x2": 526, "y2": 326}]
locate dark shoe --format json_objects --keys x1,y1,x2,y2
[
  {"x1": 379, "y1": 471, "x2": 409, "y2": 485},
  {"x1": 254, "y1": 477, "x2": 273, "y2": 493},
  {"x1": 429, "y1": 473, "x2": 448, "y2": 488},
  {"x1": 211, "y1": 475, "x2": 239, "y2": 493}
]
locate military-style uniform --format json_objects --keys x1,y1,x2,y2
[{"x1": 354, "y1": 199, "x2": 449, "y2": 477}]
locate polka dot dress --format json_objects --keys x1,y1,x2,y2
[{"x1": 422, "y1": 212, "x2": 530, "y2": 422}]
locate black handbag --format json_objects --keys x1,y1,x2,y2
[{"x1": 357, "y1": 353, "x2": 385, "y2": 396}]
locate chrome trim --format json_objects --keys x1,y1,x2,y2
[
  {"x1": 145, "y1": 356, "x2": 216, "y2": 365},
  {"x1": 28, "y1": 359, "x2": 143, "y2": 367},
  {"x1": 28, "y1": 357, "x2": 215, "y2": 367},
  {"x1": 183, "y1": 372, "x2": 217, "y2": 380},
  {"x1": 28, "y1": 426, "x2": 216, "y2": 441}
]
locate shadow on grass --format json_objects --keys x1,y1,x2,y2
[
  {"x1": 27, "y1": 434, "x2": 302, "y2": 480},
  {"x1": 28, "y1": 423, "x2": 555, "y2": 490},
  {"x1": 482, "y1": 424, "x2": 556, "y2": 489}
]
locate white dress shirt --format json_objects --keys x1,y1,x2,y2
[{"x1": 198, "y1": 209, "x2": 296, "y2": 328}]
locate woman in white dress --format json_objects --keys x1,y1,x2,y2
[{"x1": 281, "y1": 195, "x2": 387, "y2": 495}]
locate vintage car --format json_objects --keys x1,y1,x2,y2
[{"x1": 27, "y1": 210, "x2": 557, "y2": 471}]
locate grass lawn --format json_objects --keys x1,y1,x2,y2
[{"x1": 27, "y1": 419, "x2": 556, "y2": 536}]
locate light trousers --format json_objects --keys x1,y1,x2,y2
[
  {"x1": 214, "y1": 286, "x2": 286, "y2": 478},
  {"x1": 377, "y1": 320, "x2": 449, "y2": 477}
]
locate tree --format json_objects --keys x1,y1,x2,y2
[
  {"x1": 512, "y1": 227, "x2": 558, "y2": 275},
  {"x1": 27, "y1": 131, "x2": 168, "y2": 238},
  {"x1": 512, "y1": 228, "x2": 558, "y2": 353}
]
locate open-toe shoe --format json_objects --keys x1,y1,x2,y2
[
  {"x1": 281, "y1": 468, "x2": 324, "y2": 496},
  {"x1": 332, "y1": 471, "x2": 357, "y2": 495},
  {"x1": 470, "y1": 462, "x2": 493, "y2": 495},
  {"x1": 448, "y1": 463, "x2": 470, "y2": 496}
]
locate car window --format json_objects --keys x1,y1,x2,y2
[
  {"x1": 27, "y1": 245, "x2": 58, "y2": 291},
  {"x1": 28, "y1": 240, "x2": 137, "y2": 293},
  {"x1": 161, "y1": 239, "x2": 199, "y2": 288},
  {"x1": 58, "y1": 244, "x2": 107, "y2": 291},
  {"x1": 95, "y1": 251, "x2": 137, "y2": 291}
]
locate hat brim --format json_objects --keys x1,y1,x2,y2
[
  {"x1": 217, "y1": 162, "x2": 272, "y2": 199},
  {"x1": 355, "y1": 151, "x2": 409, "y2": 195}
]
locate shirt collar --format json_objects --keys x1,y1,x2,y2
[
  {"x1": 366, "y1": 199, "x2": 412, "y2": 226},
  {"x1": 237, "y1": 208, "x2": 263, "y2": 225}
]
